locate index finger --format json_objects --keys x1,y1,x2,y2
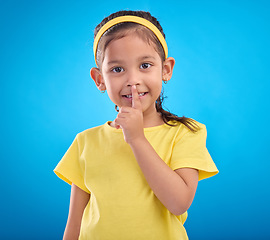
[{"x1": 131, "y1": 85, "x2": 141, "y2": 109}]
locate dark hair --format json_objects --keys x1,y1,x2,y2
[{"x1": 94, "y1": 10, "x2": 199, "y2": 132}]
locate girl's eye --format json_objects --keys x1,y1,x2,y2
[
  {"x1": 140, "y1": 63, "x2": 151, "y2": 69},
  {"x1": 112, "y1": 67, "x2": 124, "y2": 73}
]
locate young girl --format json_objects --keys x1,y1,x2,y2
[{"x1": 54, "y1": 10, "x2": 218, "y2": 240}]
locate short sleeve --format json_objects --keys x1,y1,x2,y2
[
  {"x1": 54, "y1": 135, "x2": 90, "y2": 193},
  {"x1": 170, "y1": 124, "x2": 218, "y2": 181}
]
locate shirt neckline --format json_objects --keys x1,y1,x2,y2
[{"x1": 104, "y1": 121, "x2": 173, "y2": 133}]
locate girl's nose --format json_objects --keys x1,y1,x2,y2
[{"x1": 126, "y1": 71, "x2": 140, "y2": 86}]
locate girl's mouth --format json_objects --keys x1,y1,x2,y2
[{"x1": 122, "y1": 92, "x2": 148, "y2": 99}]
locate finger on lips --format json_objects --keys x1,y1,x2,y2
[{"x1": 132, "y1": 85, "x2": 141, "y2": 109}]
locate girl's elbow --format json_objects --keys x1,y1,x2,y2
[
  {"x1": 169, "y1": 206, "x2": 188, "y2": 216},
  {"x1": 169, "y1": 199, "x2": 193, "y2": 216}
]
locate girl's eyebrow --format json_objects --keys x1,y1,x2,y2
[
  {"x1": 138, "y1": 56, "x2": 156, "y2": 61},
  {"x1": 107, "y1": 60, "x2": 124, "y2": 65}
]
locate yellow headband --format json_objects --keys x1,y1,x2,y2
[{"x1": 93, "y1": 15, "x2": 168, "y2": 64}]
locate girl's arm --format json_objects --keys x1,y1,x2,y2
[
  {"x1": 115, "y1": 86, "x2": 198, "y2": 216},
  {"x1": 63, "y1": 183, "x2": 90, "y2": 240},
  {"x1": 130, "y1": 138, "x2": 198, "y2": 216}
]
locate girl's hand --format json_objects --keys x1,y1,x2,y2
[{"x1": 115, "y1": 85, "x2": 145, "y2": 144}]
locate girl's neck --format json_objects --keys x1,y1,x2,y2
[{"x1": 142, "y1": 111, "x2": 164, "y2": 128}]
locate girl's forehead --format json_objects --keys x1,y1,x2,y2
[
  {"x1": 104, "y1": 33, "x2": 159, "y2": 58},
  {"x1": 105, "y1": 30, "x2": 159, "y2": 53},
  {"x1": 107, "y1": 31, "x2": 152, "y2": 46}
]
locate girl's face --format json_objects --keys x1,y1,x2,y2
[{"x1": 99, "y1": 33, "x2": 165, "y2": 118}]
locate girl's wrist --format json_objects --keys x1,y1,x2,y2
[{"x1": 128, "y1": 135, "x2": 148, "y2": 148}]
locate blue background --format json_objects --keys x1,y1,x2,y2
[{"x1": 1, "y1": 0, "x2": 269, "y2": 239}]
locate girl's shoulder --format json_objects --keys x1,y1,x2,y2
[
  {"x1": 75, "y1": 122, "x2": 108, "y2": 138},
  {"x1": 163, "y1": 119, "x2": 207, "y2": 143}
]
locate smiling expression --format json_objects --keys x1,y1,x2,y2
[{"x1": 100, "y1": 33, "x2": 164, "y2": 117}]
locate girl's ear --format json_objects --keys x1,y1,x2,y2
[
  {"x1": 162, "y1": 57, "x2": 175, "y2": 82},
  {"x1": 90, "y1": 67, "x2": 106, "y2": 91}
]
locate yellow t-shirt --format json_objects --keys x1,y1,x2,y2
[{"x1": 54, "y1": 121, "x2": 218, "y2": 240}]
